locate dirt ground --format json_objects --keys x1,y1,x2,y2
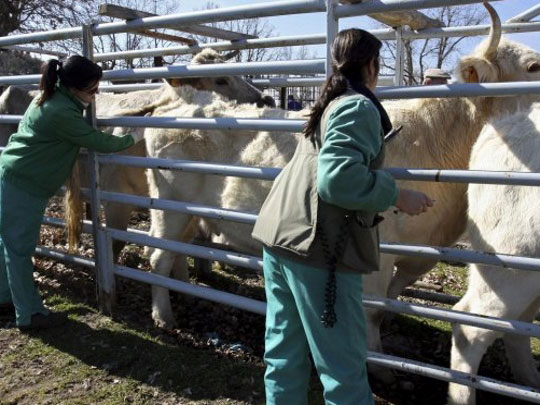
[{"x1": 0, "y1": 201, "x2": 536, "y2": 404}]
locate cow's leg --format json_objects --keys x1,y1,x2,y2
[
  {"x1": 448, "y1": 264, "x2": 511, "y2": 405},
  {"x1": 148, "y1": 208, "x2": 192, "y2": 329},
  {"x1": 104, "y1": 202, "x2": 135, "y2": 259},
  {"x1": 363, "y1": 254, "x2": 397, "y2": 384},
  {"x1": 503, "y1": 295, "x2": 540, "y2": 388},
  {"x1": 449, "y1": 321, "x2": 500, "y2": 405},
  {"x1": 170, "y1": 218, "x2": 201, "y2": 281},
  {"x1": 387, "y1": 257, "x2": 439, "y2": 299}
]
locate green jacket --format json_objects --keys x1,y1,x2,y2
[
  {"x1": 252, "y1": 91, "x2": 398, "y2": 273},
  {"x1": 1, "y1": 83, "x2": 135, "y2": 197}
]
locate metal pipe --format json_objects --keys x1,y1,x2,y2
[
  {"x1": 336, "y1": 0, "x2": 502, "y2": 18},
  {"x1": 0, "y1": 27, "x2": 83, "y2": 48},
  {"x1": 89, "y1": 20, "x2": 540, "y2": 62},
  {"x1": 98, "y1": 154, "x2": 540, "y2": 187},
  {"x1": 1, "y1": 45, "x2": 68, "y2": 57},
  {"x1": 3, "y1": 74, "x2": 539, "y2": 99},
  {"x1": 94, "y1": 34, "x2": 327, "y2": 61},
  {"x1": 394, "y1": 27, "x2": 405, "y2": 86},
  {"x1": 100, "y1": 191, "x2": 258, "y2": 225},
  {"x1": 400, "y1": 21, "x2": 540, "y2": 40},
  {"x1": 384, "y1": 167, "x2": 540, "y2": 186},
  {"x1": 92, "y1": 0, "x2": 327, "y2": 36},
  {"x1": 375, "y1": 82, "x2": 540, "y2": 99},
  {"x1": 102, "y1": 59, "x2": 325, "y2": 82},
  {"x1": 507, "y1": 4, "x2": 540, "y2": 23},
  {"x1": 325, "y1": 0, "x2": 338, "y2": 78},
  {"x1": 101, "y1": 185, "x2": 540, "y2": 272},
  {"x1": 114, "y1": 265, "x2": 266, "y2": 315},
  {"x1": 96, "y1": 116, "x2": 305, "y2": 132},
  {"x1": 0, "y1": 1, "x2": 326, "y2": 47},
  {"x1": 0, "y1": 115, "x2": 23, "y2": 124},
  {"x1": 98, "y1": 154, "x2": 281, "y2": 180},
  {"x1": 251, "y1": 77, "x2": 325, "y2": 87},
  {"x1": 363, "y1": 295, "x2": 540, "y2": 337},
  {"x1": 107, "y1": 226, "x2": 540, "y2": 338},
  {"x1": 98, "y1": 76, "x2": 395, "y2": 92},
  {"x1": 108, "y1": 228, "x2": 263, "y2": 271},
  {"x1": 380, "y1": 242, "x2": 540, "y2": 273},
  {"x1": 35, "y1": 246, "x2": 95, "y2": 269},
  {"x1": 367, "y1": 352, "x2": 540, "y2": 403}
]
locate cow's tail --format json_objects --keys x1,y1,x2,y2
[{"x1": 65, "y1": 160, "x2": 83, "y2": 253}]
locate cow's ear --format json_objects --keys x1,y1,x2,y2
[
  {"x1": 458, "y1": 56, "x2": 498, "y2": 83},
  {"x1": 166, "y1": 77, "x2": 202, "y2": 88}
]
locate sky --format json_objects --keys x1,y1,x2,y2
[{"x1": 175, "y1": 0, "x2": 540, "y2": 60}]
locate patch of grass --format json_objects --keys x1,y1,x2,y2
[{"x1": 0, "y1": 295, "x2": 266, "y2": 405}]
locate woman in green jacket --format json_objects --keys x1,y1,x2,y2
[
  {"x1": 252, "y1": 29, "x2": 433, "y2": 404},
  {"x1": 0, "y1": 55, "x2": 142, "y2": 330}
]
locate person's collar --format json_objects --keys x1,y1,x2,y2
[
  {"x1": 57, "y1": 82, "x2": 86, "y2": 111},
  {"x1": 347, "y1": 81, "x2": 392, "y2": 135}
]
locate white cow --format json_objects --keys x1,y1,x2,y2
[
  {"x1": 145, "y1": 3, "x2": 540, "y2": 345},
  {"x1": 0, "y1": 85, "x2": 38, "y2": 145},
  {"x1": 58, "y1": 48, "x2": 275, "y2": 254},
  {"x1": 448, "y1": 103, "x2": 540, "y2": 404}
]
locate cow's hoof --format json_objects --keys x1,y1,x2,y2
[{"x1": 152, "y1": 314, "x2": 178, "y2": 330}]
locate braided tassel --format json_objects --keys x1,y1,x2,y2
[{"x1": 318, "y1": 215, "x2": 350, "y2": 328}]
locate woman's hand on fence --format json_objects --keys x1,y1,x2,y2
[{"x1": 394, "y1": 188, "x2": 434, "y2": 216}]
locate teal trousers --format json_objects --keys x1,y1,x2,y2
[
  {"x1": 0, "y1": 178, "x2": 49, "y2": 326},
  {"x1": 263, "y1": 247, "x2": 373, "y2": 405}
]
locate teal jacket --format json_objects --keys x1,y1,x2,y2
[
  {"x1": 317, "y1": 94, "x2": 398, "y2": 211},
  {"x1": 1, "y1": 83, "x2": 135, "y2": 197},
  {"x1": 253, "y1": 92, "x2": 398, "y2": 273}
]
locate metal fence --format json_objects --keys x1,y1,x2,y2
[{"x1": 1, "y1": 0, "x2": 540, "y2": 402}]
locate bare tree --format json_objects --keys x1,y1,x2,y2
[
  {"x1": 193, "y1": 2, "x2": 280, "y2": 63},
  {"x1": 91, "y1": 0, "x2": 184, "y2": 70},
  {"x1": 379, "y1": 5, "x2": 487, "y2": 85},
  {"x1": 0, "y1": 0, "x2": 93, "y2": 37},
  {"x1": 1, "y1": 0, "x2": 185, "y2": 70}
]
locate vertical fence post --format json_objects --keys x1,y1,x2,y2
[
  {"x1": 81, "y1": 24, "x2": 116, "y2": 315},
  {"x1": 394, "y1": 26, "x2": 405, "y2": 86},
  {"x1": 280, "y1": 87, "x2": 287, "y2": 109},
  {"x1": 326, "y1": 0, "x2": 338, "y2": 78}
]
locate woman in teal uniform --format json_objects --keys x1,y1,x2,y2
[
  {"x1": 252, "y1": 29, "x2": 433, "y2": 404},
  {"x1": 0, "y1": 55, "x2": 143, "y2": 330}
]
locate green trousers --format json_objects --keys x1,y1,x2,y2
[
  {"x1": 263, "y1": 247, "x2": 373, "y2": 405},
  {"x1": 0, "y1": 178, "x2": 49, "y2": 326}
]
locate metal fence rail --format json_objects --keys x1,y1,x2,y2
[
  {"x1": 96, "y1": 154, "x2": 540, "y2": 187},
  {"x1": 3, "y1": 0, "x2": 540, "y2": 402},
  {"x1": 108, "y1": 227, "x2": 540, "y2": 339},
  {"x1": 89, "y1": 19, "x2": 540, "y2": 62},
  {"x1": 98, "y1": 188, "x2": 540, "y2": 273},
  {"x1": 0, "y1": 0, "x2": 326, "y2": 47}
]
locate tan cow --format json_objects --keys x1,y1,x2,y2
[{"x1": 143, "y1": 6, "x2": 540, "y2": 379}]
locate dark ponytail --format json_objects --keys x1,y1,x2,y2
[
  {"x1": 37, "y1": 55, "x2": 103, "y2": 106},
  {"x1": 37, "y1": 59, "x2": 62, "y2": 106},
  {"x1": 303, "y1": 28, "x2": 382, "y2": 141}
]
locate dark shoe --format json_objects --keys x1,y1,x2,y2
[
  {"x1": 0, "y1": 302, "x2": 15, "y2": 315},
  {"x1": 18, "y1": 311, "x2": 68, "y2": 331}
]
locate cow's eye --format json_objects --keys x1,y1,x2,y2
[
  {"x1": 527, "y1": 61, "x2": 540, "y2": 72},
  {"x1": 215, "y1": 78, "x2": 228, "y2": 85}
]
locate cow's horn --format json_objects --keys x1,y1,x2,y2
[
  {"x1": 483, "y1": 2, "x2": 501, "y2": 61},
  {"x1": 222, "y1": 50, "x2": 240, "y2": 61}
]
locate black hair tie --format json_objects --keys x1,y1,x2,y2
[{"x1": 57, "y1": 60, "x2": 63, "y2": 72}]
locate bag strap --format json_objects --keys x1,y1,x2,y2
[{"x1": 316, "y1": 92, "x2": 363, "y2": 328}]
